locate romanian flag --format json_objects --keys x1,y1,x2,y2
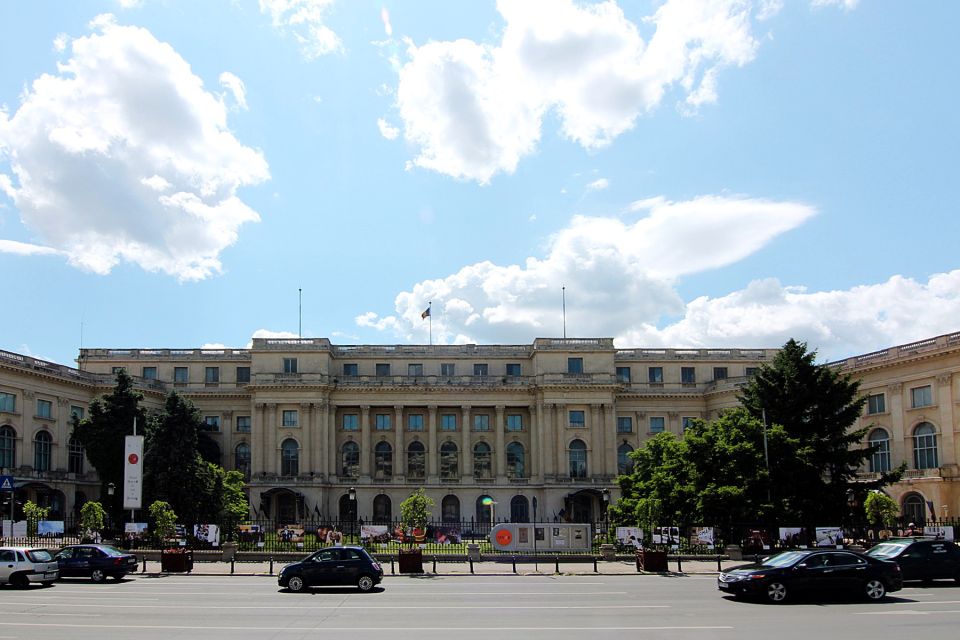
[{"x1": 421, "y1": 307, "x2": 431, "y2": 319}]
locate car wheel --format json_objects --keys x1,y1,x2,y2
[
  {"x1": 765, "y1": 581, "x2": 788, "y2": 603},
  {"x1": 10, "y1": 573, "x2": 29, "y2": 589},
  {"x1": 357, "y1": 575, "x2": 375, "y2": 592},
  {"x1": 864, "y1": 579, "x2": 886, "y2": 601},
  {"x1": 286, "y1": 575, "x2": 305, "y2": 593},
  {"x1": 90, "y1": 569, "x2": 106, "y2": 583}
]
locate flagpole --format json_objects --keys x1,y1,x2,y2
[
  {"x1": 298, "y1": 288, "x2": 302, "y2": 338},
  {"x1": 429, "y1": 301, "x2": 432, "y2": 346},
  {"x1": 562, "y1": 286, "x2": 567, "y2": 339}
]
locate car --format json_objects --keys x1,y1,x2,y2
[
  {"x1": 865, "y1": 537, "x2": 960, "y2": 582},
  {"x1": 718, "y1": 549, "x2": 902, "y2": 603},
  {"x1": 0, "y1": 546, "x2": 59, "y2": 588},
  {"x1": 55, "y1": 544, "x2": 139, "y2": 582},
  {"x1": 278, "y1": 546, "x2": 383, "y2": 593}
]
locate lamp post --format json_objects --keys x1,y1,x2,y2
[
  {"x1": 601, "y1": 488, "x2": 610, "y2": 538},
  {"x1": 846, "y1": 488, "x2": 857, "y2": 544},
  {"x1": 348, "y1": 486, "x2": 356, "y2": 536}
]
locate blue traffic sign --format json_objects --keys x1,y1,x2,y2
[{"x1": 0, "y1": 475, "x2": 13, "y2": 491}]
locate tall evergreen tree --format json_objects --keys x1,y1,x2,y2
[{"x1": 71, "y1": 370, "x2": 147, "y2": 524}]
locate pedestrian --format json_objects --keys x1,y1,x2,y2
[{"x1": 906, "y1": 522, "x2": 921, "y2": 536}]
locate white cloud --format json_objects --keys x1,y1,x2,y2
[
  {"x1": 0, "y1": 15, "x2": 269, "y2": 280},
  {"x1": 390, "y1": 0, "x2": 769, "y2": 183},
  {"x1": 381, "y1": 6, "x2": 393, "y2": 37},
  {"x1": 0, "y1": 239, "x2": 61, "y2": 256},
  {"x1": 245, "y1": 328, "x2": 301, "y2": 348},
  {"x1": 219, "y1": 72, "x2": 248, "y2": 110},
  {"x1": 53, "y1": 34, "x2": 69, "y2": 53},
  {"x1": 811, "y1": 0, "x2": 859, "y2": 11},
  {"x1": 117, "y1": 0, "x2": 143, "y2": 8},
  {"x1": 586, "y1": 178, "x2": 609, "y2": 191},
  {"x1": 377, "y1": 117, "x2": 399, "y2": 140},
  {"x1": 260, "y1": 0, "x2": 342, "y2": 59},
  {"x1": 357, "y1": 194, "x2": 815, "y2": 344}
]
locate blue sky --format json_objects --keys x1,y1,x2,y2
[{"x1": 1, "y1": 0, "x2": 958, "y2": 367}]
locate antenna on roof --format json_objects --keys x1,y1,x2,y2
[
  {"x1": 299, "y1": 288, "x2": 302, "y2": 338},
  {"x1": 562, "y1": 286, "x2": 567, "y2": 339}
]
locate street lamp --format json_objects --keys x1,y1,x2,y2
[
  {"x1": 601, "y1": 488, "x2": 610, "y2": 536},
  {"x1": 107, "y1": 482, "x2": 115, "y2": 497}
]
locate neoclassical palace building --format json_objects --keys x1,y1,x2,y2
[{"x1": 1, "y1": 332, "x2": 958, "y2": 526}]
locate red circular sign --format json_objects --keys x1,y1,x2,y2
[
  {"x1": 495, "y1": 529, "x2": 513, "y2": 546},
  {"x1": 128, "y1": 453, "x2": 139, "y2": 464}
]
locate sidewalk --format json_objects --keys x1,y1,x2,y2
[{"x1": 142, "y1": 558, "x2": 738, "y2": 577}]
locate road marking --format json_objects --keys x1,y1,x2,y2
[
  {"x1": 856, "y1": 610, "x2": 960, "y2": 616},
  {"x1": 0, "y1": 612, "x2": 100, "y2": 617},
  {"x1": 0, "y1": 602, "x2": 668, "y2": 610},
  {"x1": 891, "y1": 600, "x2": 960, "y2": 605},
  {"x1": 0, "y1": 623, "x2": 732, "y2": 631}
]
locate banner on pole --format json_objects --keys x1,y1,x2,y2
[{"x1": 123, "y1": 435, "x2": 144, "y2": 510}]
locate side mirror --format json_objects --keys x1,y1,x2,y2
[{"x1": 796, "y1": 563, "x2": 808, "y2": 569}]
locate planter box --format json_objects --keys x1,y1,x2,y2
[
  {"x1": 398, "y1": 548, "x2": 424, "y2": 574},
  {"x1": 160, "y1": 551, "x2": 193, "y2": 573},
  {"x1": 635, "y1": 550, "x2": 668, "y2": 573}
]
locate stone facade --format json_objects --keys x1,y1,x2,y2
[{"x1": 1, "y1": 332, "x2": 958, "y2": 525}]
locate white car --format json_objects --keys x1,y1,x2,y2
[{"x1": 0, "y1": 546, "x2": 59, "y2": 588}]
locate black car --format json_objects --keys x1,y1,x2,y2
[
  {"x1": 865, "y1": 537, "x2": 960, "y2": 582},
  {"x1": 278, "y1": 546, "x2": 383, "y2": 593},
  {"x1": 55, "y1": 544, "x2": 139, "y2": 582},
  {"x1": 718, "y1": 549, "x2": 902, "y2": 603}
]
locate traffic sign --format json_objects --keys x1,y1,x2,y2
[{"x1": 0, "y1": 475, "x2": 13, "y2": 491}]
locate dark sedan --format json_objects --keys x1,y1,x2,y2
[
  {"x1": 278, "y1": 546, "x2": 383, "y2": 592},
  {"x1": 866, "y1": 537, "x2": 960, "y2": 582},
  {"x1": 55, "y1": 544, "x2": 139, "y2": 582},
  {"x1": 718, "y1": 549, "x2": 902, "y2": 603}
]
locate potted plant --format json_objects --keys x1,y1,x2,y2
[
  {"x1": 152, "y1": 501, "x2": 191, "y2": 573},
  {"x1": 79, "y1": 501, "x2": 106, "y2": 543},
  {"x1": 398, "y1": 489, "x2": 433, "y2": 573}
]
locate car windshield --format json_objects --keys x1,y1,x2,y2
[
  {"x1": 760, "y1": 551, "x2": 808, "y2": 568},
  {"x1": 26, "y1": 549, "x2": 54, "y2": 562},
  {"x1": 866, "y1": 543, "x2": 907, "y2": 559},
  {"x1": 99, "y1": 546, "x2": 123, "y2": 555}
]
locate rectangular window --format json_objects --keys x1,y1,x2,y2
[
  {"x1": 648, "y1": 367, "x2": 663, "y2": 384},
  {"x1": 567, "y1": 357, "x2": 583, "y2": 374},
  {"x1": 506, "y1": 363, "x2": 521, "y2": 377},
  {"x1": 282, "y1": 358, "x2": 298, "y2": 374},
  {"x1": 205, "y1": 367, "x2": 220, "y2": 384},
  {"x1": 203, "y1": 416, "x2": 221, "y2": 431},
  {"x1": 440, "y1": 363, "x2": 455, "y2": 377},
  {"x1": 375, "y1": 414, "x2": 392, "y2": 430},
  {"x1": 342, "y1": 414, "x2": 358, "y2": 431},
  {"x1": 441, "y1": 414, "x2": 457, "y2": 431},
  {"x1": 713, "y1": 367, "x2": 728, "y2": 381},
  {"x1": 375, "y1": 363, "x2": 390, "y2": 377},
  {"x1": 408, "y1": 363, "x2": 423, "y2": 376},
  {"x1": 569, "y1": 410, "x2": 585, "y2": 428},
  {"x1": 473, "y1": 414, "x2": 490, "y2": 431},
  {"x1": 174, "y1": 367, "x2": 189, "y2": 383},
  {"x1": 745, "y1": 367, "x2": 759, "y2": 377},
  {"x1": 236, "y1": 367, "x2": 250, "y2": 384},
  {"x1": 682, "y1": 417, "x2": 695, "y2": 432},
  {"x1": 37, "y1": 399, "x2": 52, "y2": 419},
  {"x1": 617, "y1": 416, "x2": 633, "y2": 433},
  {"x1": 142, "y1": 366, "x2": 157, "y2": 380},
  {"x1": 70, "y1": 405, "x2": 85, "y2": 420},
  {"x1": 343, "y1": 363, "x2": 358, "y2": 376},
  {"x1": 0, "y1": 392, "x2": 16, "y2": 413},
  {"x1": 649, "y1": 416, "x2": 665, "y2": 433},
  {"x1": 282, "y1": 410, "x2": 298, "y2": 427},
  {"x1": 681, "y1": 367, "x2": 696, "y2": 384},
  {"x1": 506, "y1": 414, "x2": 523, "y2": 431},
  {"x1": 616, "y1": 367, "x2": 631, "y2": 383},
  {"x1": 473, "y1": 363, "x2": 488, "y2": 376},
  {"x1": 911, "y1": 385, "x2": 932, "y2": 408},
  {"x1": 867, "y1": 393, "x2": 886, "y2": 415},
  {"x1": 407, "y1": 414, "x2": 424, "y2": 431},
  {"x1": 236, "y1": 416, "x2": 251, "y2": 433}
]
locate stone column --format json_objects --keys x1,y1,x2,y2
[
  {"x1": 591, "y1": 403, "x2": 603, "y2": 478},
  {"x1": 604, "y1": 403, "x2": 617, "y2": 477},
  {"x1": 495, "y1": 405, "x2": 506, "y2": 481},
  {"x1": 394, "y1": 404, "x2": 405, "y2": 483},
  {"x1": 427, "y1": 405, "x2": 438, "y2": 481},
  {"x1": 321, "y1": 400, "x2": 333, "y2": 482},
  {"x1": 541, "y1": 402, "x2": 555, "y2": 479},
  {"x1": 461, "y1": 405, "x2": 472, "y2": 477},
  {"x1": 266, "y1": 403, "x2": 278, "y2": 474},
  {"x1": 300, "y1": 402, "x2": 313, "y2": 474},
  {"x1": 252, "y1": 402, "x2": 266, "y2": 477},
  {"x1": 555, "y1": 403, "x2": 567, "y2": 480},
  {"x1": 360, "y1": 405, "x2": 371, "y2": 480},
  {"x1": 530, "y1": 403, "x2": 541, "y2": 481},
  {"x1": 887, "y1": 383, "x2": 905, "y2": 466},
  {"x1": 937, "y1": 374, "x2": 955, "y2": 472}
]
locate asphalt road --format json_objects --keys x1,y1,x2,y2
[{"x1": 1, "y1": 574, "x2": 959, "y2": 640}]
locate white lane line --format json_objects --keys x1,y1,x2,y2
[
  {"x1": 0, "y1": 612, "x2": 100, "y2": 617},
  {"x1": 856, "y1": 610, "x2": 960, "y2": 616},
  {"x1": 0, "y1": 602, "x2": 667, "y2": 610},
  {"x1": 0, "y1": 623, "x2": 731, "y2": 631},
  {"x1": 48, "y1": 590, "x2": 632, "y2": 597},
  {"x1": 891, "y1": 600, "x2": 960, "y2": 605}
]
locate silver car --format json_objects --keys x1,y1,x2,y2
[{"x1": 1, "y1": 546, "x2": 59, "y2": 588}]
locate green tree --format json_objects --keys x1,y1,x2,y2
[
  {"x1": 864, "y1": 491, "x2": 899, "y2": 528},
  {"x1": 71, "y1": 369, "x2": 147, "y2": 523},
  {"x1": 149, "y1": 500, "x2": 177, "y2": 545},
  {"x1": 399, "y1": 489, "x2": 434, "y2": 535},
  {"x1": 609, "y1": 433, "x2": 694, "y2": 530},
  {"x1": 23, "y1": 500, "x2": 50, "y2": 537},
  {"x1": 79, "y1": 501, "x2": 107, "y2": 540}
]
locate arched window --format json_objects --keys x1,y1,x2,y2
[
  {"x1": 341, "y1": 441, "x2": 360, "y2": 478},
  {"x1": 68, "y1": 436, "x2": 84, "y2": 475},
  {"x1": 568, "y1": 439, "x2": 587, "y2": 478},
  {"x1": 1, "y1": 425, "x2": 17, "y2": 469},
  {"x1": 407, "y1": 441, "x2": 426, "y2": 479},
  {"x1": 902, "y1": 493, "x2": 926, "y2": 524},
  {"x1": 506, "y1": 442, "x2": 525, "y2": 479},
  {"x1": 510, "y1": 495, "x2": 529, "y2": 522},
  {"x1": 868, "y1": 428, "x2": 890, "y2": 473},
  {"x1": 33, "y1": 431, "x2": 52, "y2": 472},
  {"x1": 373, "y1": 494, "x2": 392, "y2": 522},
  {"x1": 913, "y1": 422, "x2": 938, "y2": 470},
  {"x1": 280, "y1": 438, "x2": 299, "y2": 476},
  {"x1": 617, "y1": 443, "x2": 634, "y2": 475},
  {"x1": 473, "y1": 442, "x2": 492, "y2": 479},
  {"x1": 374, "y1": 441, "x2": 393, "y2": 479},
  {"x1": 440, "y1": 442, "x2": 459, "y2": 479},
  {"x1": 476, "y1": 495, "x2": 494, "y2": 524},
  {"x1": 235, "y1": 442, "x2": 251, "y2": 481},
  {"x1": 441, "y1": 495, "x2": 460, "y2": 522}
]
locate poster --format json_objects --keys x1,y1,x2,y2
[
  {"x1": 778, "y1": 527, "x2": 808, "y2": 548},
  {"x1": 691, "y1": 526, "x2": 715, "y2": 547},
  {"x1": 924, "y1": 525, "x2": 955, "y2": 541},
  {"x1": 125, "y1": 522, "x2": 149, "y2": 542},
  {"x1": 1, "y1": 520, "x2": 27, "y2": 537},
  {"x1": 433, "y1": 526, "x2": 461, "y2": 544},
  {"x1": 652, "y1": 526, "x2": 680, "y2": 546},
  {"x1": 277, "y1": 526, "x2": 305, "y2": 543},
  {"x1": 815, "y1": 527, "x2": 844, "y2": 547},
  {"x1": 194, "y1": 524, "x2": 221, "y2": 546},
  {"x1": 743, "y1": 529, "x2": 771, "y2": 552},
  {"x1": 361, "y1": 524, "x2": 391, "y2": 543},
  {"x1": 38, "y1": 520, "x2": 64, "y2": 537},
  {"x1": 616, "y1": 526, "x2": 644, "y2": 549},
  {"x1": 238, "y1": 524, "x2": 265, "y2": 546}
]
